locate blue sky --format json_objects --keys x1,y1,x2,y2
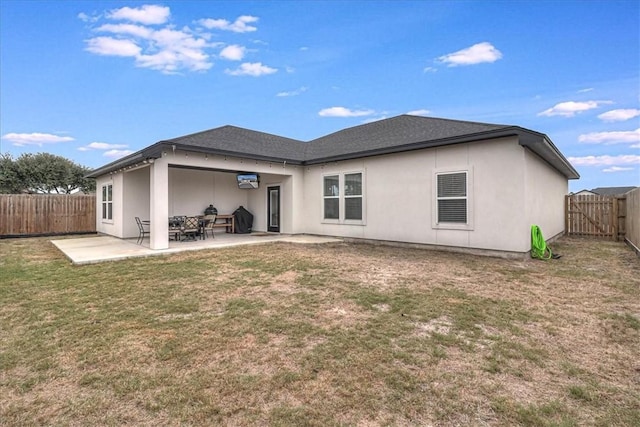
[{"x1": 1, "y1": 0, "x2": 638, "y2": 192}]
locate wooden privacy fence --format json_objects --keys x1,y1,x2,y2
[
  {"x1": 625, "y1": 187, "x2": 640, "y2": 253},
  {"x1": 565, "y1": 194, "x2": 626, "y2": 241},
  {"x1": 0, "y1": 194, "x2": 96, "y2": 237}
]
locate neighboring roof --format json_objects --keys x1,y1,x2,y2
[
  {"x1": 87, "y1": 115, "x2": 580, "y2": 179},
  {"x1": 591, "y1": 186, "x2": 637, "y2": 196},
  {"x1": 572, "y1": 189, "x2": 597, "y2": 195}
]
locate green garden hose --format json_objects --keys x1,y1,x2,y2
[{"x1": 531, "y1": 225, "x2": 552, "y2": 260}]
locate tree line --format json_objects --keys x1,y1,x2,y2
[{"x1": 0, "y1": 153, "x2": 95, "y2": 194}]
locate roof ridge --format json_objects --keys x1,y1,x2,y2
[
  {"x1": 308, "y1": 114, "x2": 510, "y2": 143},
  {"x1": 165, "y1": 124, "x2": 305, "y2": 143},
  {"x1": 399, "y1": 114, "x2": 511, "y2": 128},
  {"x1": 164, "y1": 125, "x2": 232, "y2": 142}
]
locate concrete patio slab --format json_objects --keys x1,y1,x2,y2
[{"x1": 51, "y1": 233, "x2": 342, "y2": 265}]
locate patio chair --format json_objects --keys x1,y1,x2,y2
[
  {"x1": 181, "y1": 216, "x2": 199, "y2": 241},
  {"x1": 203, "y1": 214, "x2": 217, "y2": 239},
  {"x1": 169, "y1": 216, "x2": 183, "y2": 241},
  {"x1": 135, "y1": 217, "x2": 150, "y2": 245}
]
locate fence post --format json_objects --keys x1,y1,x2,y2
[
  {"x1": 612, "y1": 196, "x2": 619, "y2": 241},
  {"x1": 565, "y1": 195, "x2": 569, "y2": 236}
]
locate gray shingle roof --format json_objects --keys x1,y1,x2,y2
[
  {"x1": 591, "y1": 186, "x2": 637, "y2": 196},
  {"x1": 162, "y1": 125, "x2": 307, "y2": 163},
  {"x1": 87, "y1": 114, "x2": 579, "y2": 179},
  {"x1": 304, "y1": 115, "x2": 510, "y2": 162}
]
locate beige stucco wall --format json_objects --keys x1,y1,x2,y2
[
  {"x1": 467, "y1": 138, "x2": 528, "y2": 252},
  {"x1": 244, "y1": 174, "x2": 297, "y2": 233},
  {"x1": 168, "y1": 168, "x2": 248, "y2": 218},
  {"x1": 123, "y1": 167, "x2": 150, "y2": 238},
  {"x1": 523, "y1": 149, "x2": 569, "y2": 247},
  {"x1": 95, "y1": 172, "x2": 124, "y2": 238},
  {"x1": 300, "y1": 136, "x2": 556, "y2": 253}
]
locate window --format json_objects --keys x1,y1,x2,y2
[
  {"x1": 436, "y1": 172, "x2": 467, "y2": 223},
  {"x1": 344, "y1": 173, "x2": 362, "y2": 220},
  {"x1": 323, "y1": 175, "x2": 339, "y2": 219},
  {"x1": 323, "y1": 172, "x2": 364, "y2": 223},
  {"x1": 102, "y1": 184, "x2": 113, "y2": 221}
]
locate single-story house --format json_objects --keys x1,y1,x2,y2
[{"x1": 87, "y1": 114, "x2": 579, "y2": 257}]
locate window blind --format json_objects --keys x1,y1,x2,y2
[{"x1": 437, "y1": 172, "x2": 467, "y2": 223}]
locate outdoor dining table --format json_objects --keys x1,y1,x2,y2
[{"x1": 168, "y1": 214, "x2": 234, "y2": 241}]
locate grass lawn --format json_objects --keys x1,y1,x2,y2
[{"x1": 1, "y1": 236, "x2": 639, "y2": 426}]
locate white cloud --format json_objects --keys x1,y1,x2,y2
[
  {"x1": 219, "y1": 44, "x2": 246, "y2": 61},
  {"x1": 577, "y1": 88, "x2": 594, "y2": 93},
  {"x1": 318, "y1": 107, "x2": 375, "y2": 118},
  {"x1": 79, "y1": 142, "x2": 128, "y2": 151},
  {"x1": 225, "y1": 62, "x2": 277, "y2": 76},
  {"x1": 1, "y1": 132, "x2": 74, "y2": 146},
  {"x1": 85, "y1": 36, "x2": 141, "y2": 57},
  {"x1": 423, "y1": 66, "x2": 437, "y2": 73},
  {"x1": 85, "y1": 20, "x2": 214, "y2": 73},
  {"x1": 407, "y1": 109, "x2": 431, "y2": 116},
  {"x1": 538, "y1": 100, "x2": 613, "y2": 117},
  {"x1": 277, "y1": 87, "x2": 308, "y2": 97},
  {"x1": 135, "y1": 27, "x2": 212, "y2": 73},
  {"x1": 78, "y1": 12, "x2": 99, "y2": 23},
  {"x1": 198, "y1": 15, "x2": 258, "y2": 33},
  {"x1": 568, "y1": 154, "x2": 640, "y2": 166},
  {"x1": 107, "y1": 5, "x2": 170, "y2": 25},
  {"x1": 578, "y1": 128, "x2": 640, "y2": 145},
  {"x1": 104, "y1": 149, "x2": 135, "y2": 159},
  {"x1": 598, "y1": 109, "x2": 640, "y2": 122},
  {"x1": 82, "y1": 8, "x2": 268, "y2": 74},
  {"x1": 602, "y1": 166, "x2": 634, "y2": 173},
  {"x1": 79, "y1": 142, "x2": 133, "y2": 159},
  {"x1": 438, "y1": 42, "x2": 502, "y2": 66},
  {"x1": 96, "y1": 23, "x2": 153, "y2": 39}
]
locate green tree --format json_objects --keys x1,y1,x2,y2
[
  {"x1": 0, "y1": 153, "x2": 24, "y2": 193},
  {"x1": 0, "y1": 152, "x2": 95, "y2": 194}
]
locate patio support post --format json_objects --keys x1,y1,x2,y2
[{"x1": 149, "y1": 161, "x2": 169, "y2": 250}]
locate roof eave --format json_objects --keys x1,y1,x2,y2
[
  {"x1": 160, "y1": 142, "x2": 305, "y2": 165},
  {"x1": 515, "y1": 129, "x2": 580, "y2": 179},
  {"x1": 86, "y1": 141, "x2": 304, "y2": 178},
  {"x1": 85, "y1": 150, "x2": 156, "y2": 178}
]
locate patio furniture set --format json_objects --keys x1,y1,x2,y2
[{"x1": 135, "y1": 214, "x2": 235, "y2": 245}]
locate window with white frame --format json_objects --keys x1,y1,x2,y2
[
  {"x1": 436, "y1": 171, "x2": 467, "y2": 224},
  {"x1": 344, "y1": 173, "x2": 363, "y2": 220},
  {"x1": 323, "y1": 172, "x2": 364, "y2": 222},
  {"x1": 323, "y1": 175, "x2": 339, "y2": 219},
  {"x1": 101, "y1": 184, "x2": 113, "y2": 221}
]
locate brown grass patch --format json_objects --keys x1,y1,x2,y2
[{"x1": 1, "y1": 236, "x2": 638, "y2": 426}]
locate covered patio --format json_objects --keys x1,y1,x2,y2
[
  {"x1": 89, "y1": 125, "x2": 308, "y2": 251},
  {"x1": 52, "y1": 233, "x2": 342, "y2": 265}
]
